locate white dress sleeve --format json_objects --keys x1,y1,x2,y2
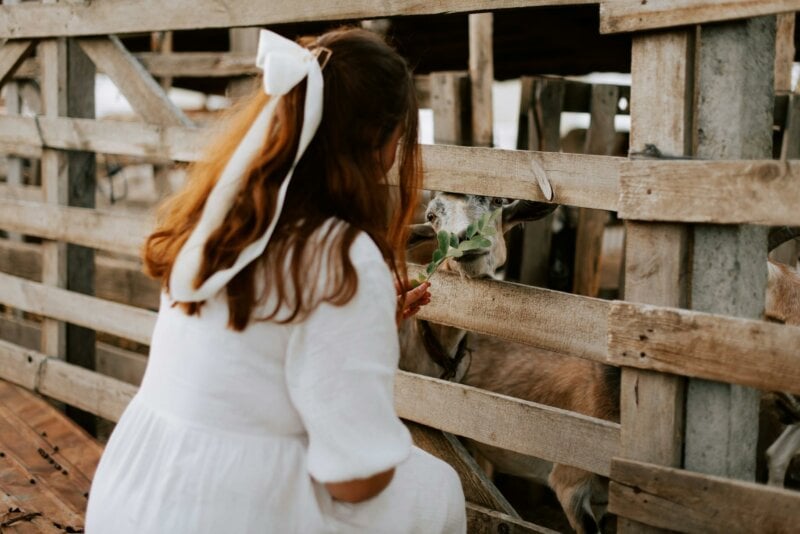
[{"x1": 285, "y1": 233, "x2": 412, "y2": 484}]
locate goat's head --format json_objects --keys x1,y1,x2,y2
[{"x1": 408, "y1": 193, "x2": 556, "y2": 278}]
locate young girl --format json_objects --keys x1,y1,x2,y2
[{"x1": 84, "y1": 27, "x2": 466, "y2": 533}]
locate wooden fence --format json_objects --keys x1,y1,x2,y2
[{"x1": 1, "y1": 1, "x2": 800, "y2": 533}]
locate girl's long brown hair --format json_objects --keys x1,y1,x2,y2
[{"x1": 143, "y1": 28, "x2": 421, "y2": 330}]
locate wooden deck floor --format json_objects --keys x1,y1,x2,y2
[{"x1": 0, "y1": 380, "x2": 102, "y2": 533}]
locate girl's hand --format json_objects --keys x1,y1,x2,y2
[{"x1": 396, "y1": 280, "x2": 431, "y2": 322}]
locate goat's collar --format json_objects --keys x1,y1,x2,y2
[{"x1": 418, "y1": 320, "x2": 470, "y2": 381}]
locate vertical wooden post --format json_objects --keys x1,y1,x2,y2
[
  {"x1": 614, "y1": 30, "x2": 694, "y2": 534},
  {"x1": 468, "y1": 13, "x2": 493, "y2": 148},
  {"x1": 228, "y1": 28, "x2": 259, "y2": 100},
  {"x1": 431, "y1": 71, "x2": 471, "y2": 146},
  {"x1": 3, "y1": 0, "x2": 22, "y2": 241},
  {"x1": 684, "y1": 16, "x2": 776, "y2": 481},
  {"x1": 773, "y1": 13, "x2": 798, "y2": 267},
  {"x1": 64, "y1": 39, "x2": 97, "y2": 432},
  {"x1": 505, "y1": 77, "x2": 563, "y2": 287},
  {"x1": 573, "y1": 84, "x2": 617, "y2": 296},
  {"x1": 38, "y1": 36, "x2": 68, "y2": 361}
]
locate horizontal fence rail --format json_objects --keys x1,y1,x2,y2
[
  {"x1": 0, "y1": 337, "x2": 619, "y2": 476},
  {"x1": 601, "y1": 0, "x2": 800, "y2": 34},
  {"x1": 619, "y1": 159, "x2": 800, "y2": 226},
  {"x1": 5, "y1": 117, "x2": 800, "y2": 224},
  {"x1": 608, "y1": 458, "x2": 800, "y2": 533},
  {"x1": 0, "y1": 0, "x2": 597, "y2": 39}
]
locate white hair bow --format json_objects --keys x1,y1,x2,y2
[{"x1": 169, "y1": 30, "x2": 325, "y2": 302}]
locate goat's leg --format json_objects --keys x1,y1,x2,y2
[
  {"x1": 766, "y1": 424, "x2": 800, "y2": 486},
  {"x1": 548, "y1": 464, "x2": 600, "y2": 534}
]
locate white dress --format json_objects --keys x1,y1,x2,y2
[{"x1": 85, "y1": 231, "x2": 466, "y2": 533}]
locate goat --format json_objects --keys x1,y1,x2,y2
[
  {"x1": 400, "y1": 193, "x2": 613, "y2": 534},
  {"x1": 401, "y1": 195, "x2": 800, "y2": 533}
]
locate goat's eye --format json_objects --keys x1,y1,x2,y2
[
  {"x1": 491, "y1": 198, "x2": 506, "y2": 207},
  {"x1": 426, "y1": 212, "x2": 437, "y2": 223}
]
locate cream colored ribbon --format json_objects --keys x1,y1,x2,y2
[{"x1": 170, "y1": 30, "x2": 324, "y2": 302}]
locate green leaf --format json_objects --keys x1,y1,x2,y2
[
  {"x1": 480, "y1": 225, "x2": 497, "y2": 237},
  {"x1": 466, "y1": 222, "x2": 478, "y2": 239},
  {"x1": 437, "y1": 231, "x2": 450, "y2": 253},
  {"x1": 426, "y1": 261, "x2": 437, "y2": 276},
  {"x1": 488, "y1": 207, "x2": 502, "y2": 225},
  {"x1": 432, "y1": 249, "x2": 444, "y2": 263},
  {"x1": 450, "y1": 234, "x2": 459, "y2": 248},
  {"x1": 473, "y1": 236, "x2": 491, "y2": 248},
  {"x1": 445, "y1": 247, "x2": 463, "y2": 258},
  {"x1": 458, "y1": 239, "x2": 484, "y2": 252}
]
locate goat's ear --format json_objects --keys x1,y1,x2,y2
[
  {"x1": 502, "y1": 200, "x2": 558, "y2": 232},
  {"x1": 407, "y1": 223, "x2": 437, "y2": 248}
]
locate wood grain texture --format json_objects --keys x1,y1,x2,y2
[
  {"x1": 136, "y1": 51, "x2": 257, "y2": 78},
  {"x1": 618, "y1": 160, "x2": 800, "y2": 226},
  {"x1": 417, "y1": 144, "x2": 620, "y2": 210},
  {"x1": 0, "y1": 199, "x2": 151, "y2": 256},
  {"x1": 608, "y1": 458, "x2": 800, "y2": 533},
  {"x1": 410, "y1": 265, "x2": 610, "y2": 363},
  {"x1": 0, "y1": 183, "x2": 41, "y2": 202},
  {"x1": 0, "y1": 239, "x2": 161, "y2": 310},
  {"x1": 396, "y1": 371, "x2": 620, "y2": 476},
  {"x1": 0, "y1": 0, "x2": 597, "y2": 39},
  {"x1": 0, "y1": 272, "x2": 156, "y2": 345},
  {"x1": 469, "y1": 13, "x2": 493, "y2": 147},
  {"x1": 0, "y1": 339, "x2": 136, "y2": 423},
  {"x1": 0, "y1": 38, "x2": 35, "y2": 86},
  {"x1": 465, "y1": 503, "x2": 559, "y2": 534},
  {"x1": 601, "y1": 0, "x2": 800, "y2": 34},
  {"x1": 0, "y1": 379, "x2": 103, "y2": 480},
  {"x1": 608, "y1": 301, "x2": 800, "y2": 396},
  {"x1": 618, "y1": 30, "x2": 693, "y2": 534},
  {"x1": 0, "y1": 116, "x2": 620, "y2": 210},
  {"x1": 431, "y1": 71, "x2": 471, "y2": 146},
  {"x1": 77, "y1": 36, "x2": 191, "y2": 127},
  {"x1": 406, "y1": 422, "x2": 518, "y2": 516}
]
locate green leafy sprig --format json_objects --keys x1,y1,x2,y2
[{"x1": 414, "y1": 208, "x2": 501, "y2": 286}]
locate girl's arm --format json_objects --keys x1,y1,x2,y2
[{"x1": 324, "y1": 468, "x2": 395, "y2": 503}]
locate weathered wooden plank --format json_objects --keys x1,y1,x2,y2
[
  {"x1": 418, "y1": 144, "x2": 620, "y2": 211},
  {"x1": 619, "y1": 160, "x2": 800, "y2": 226},
  {"x1": 774, "y1": 13, "x2": 796, "y2": 93},
  {"x1": 0, "y1": 272, "x2": 156, "y2": 345},
  {"x1": 77, "y1": 36, "x2": 191, "y2": 127},
  {"x1": 0, "y1": 0, "x2": 597, "y2": 39},
  {"x1": 617, "y1": 29, "x2": 693, "y2": 534},
  {"x1": 0, "y1": 403, "x2": 91, "y2": 513},
  {"x1": 0, "y1": 239, "x2": 161, "y2": 311},
  {"x1": 0, "y1": 183, "x2": 41, "y2": 203},
  {"x1": 411, "y1": 265, "x2": 610, "y2": 363},
  {"x1": 608, "y1": 301, "x2": 800, "y2": 396},
  {"x1": 396, "y1": 371, "x2": 620, "y2": 476},
  {"x1": 38, "y1": 33, "x2": 68, "y2": 361},
  {"x1": 0, "y1": 115, "x2": 204, "y2": 162},
  {"x1": 573, "y1": 84, "x2": 617, "y2": 297},
  {"x1": 465, "y1": 503, "x2": 558, "y2": 534},
  {"x1": 469, "y1": 14, "x2": 493, "y2": 147},
  {"x1": 0, "y1": 337, "x2": 620, "y2": 477},
  {"x1": 0, "y1": 38, "x2": 35, "y2": 87},
  {"x1": 431, "y1": 71, "x2": 471, "y2": 146},
  {"x1": 600, "y1": 0, "x2": 800, "y2": 34},
  {"x1": 684, "y1": 17, "x2": 775, "y2": 482},
  {"x1": 136, "y1": 51, "x2": 258, "y2": 78},
  {"x1": 406, "y1": 422, "x2": 518, "y2": 516},
  {"x1": 0, "y1": 380, "x2": 103, "y2": 483},
  {"x1": 0, "y1": 116, "x2": 621, "y2": 210},
  {"x1": 0, "y1": 199, "x2": 151, "y2": 256},
  {"x1": 0, "y1": 438, "x2": 86, "y2": 532},
  {"x1": 608, "y1": 458, "x2": 800, "y2": 533}
]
